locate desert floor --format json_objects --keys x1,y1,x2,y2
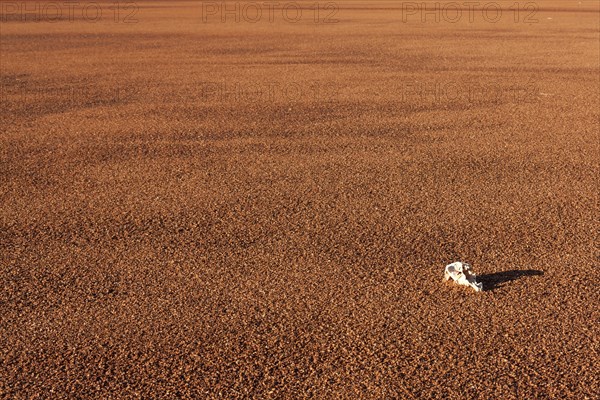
[{"x1": 1, "y1": 1, "x2": 599, "y2": 398}]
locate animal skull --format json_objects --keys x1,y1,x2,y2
[{"x1": 444, "y1": 262, "x2": 483, "y2": 292}]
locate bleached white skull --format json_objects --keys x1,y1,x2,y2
[{"x1": 444, "y1": 262, "x2": 483, "y2": 292}]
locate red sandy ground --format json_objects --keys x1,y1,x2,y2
[{"x1": 1, "y1": 1, "x2": 599, "y2": 398}]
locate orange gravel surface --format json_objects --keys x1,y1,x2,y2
[{"x1": 1, "y1": 1, "x2": 599, "y2": 398}]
